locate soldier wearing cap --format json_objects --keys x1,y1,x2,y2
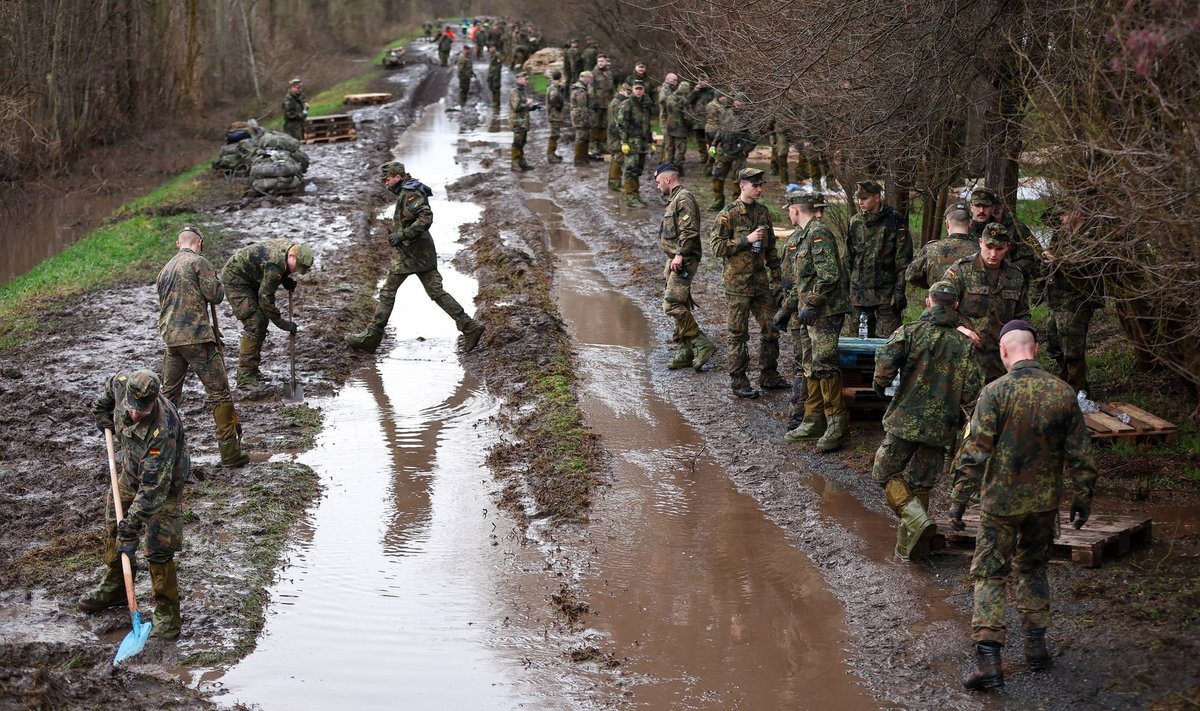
[
  {"x1": 708, "y1": 93, "x2": 755, "y2": 211},
  {"x1": 775, "y1": 186, "x2": 817, "y2": 430},
  {"x1": 942, "y1": 222, "x2": 1030, "y2": 382},
  {"x1": 709, "y1": 168, "x2": 783, "y2": 398},
  {"x1": 606, "y1": 83, "x2": 631, "y2": 190},
  {"x1": 282, "y1": 78, "x2": 308, "y2": 141},
  {"x1": 589, "y1": 54, "x2": 616, "y2": 157},
  {"x1": 570, "y1": 72, "x2": 594, "y2": 166},
  {"x1": 487, "y1": 47, "x2": 503, "y2": 111},
  {"x1": 847, "y1": 180, "x2": 913, "y2": 338},
  {"x1": 221, "y1": 239, "x2": 313, "y2": 389},
  {"x1": 618, "y1": 80, "x2": 653, "y2": 207},
  {"x1": 775, "y1": 190, "x2": 852, "y2": 450},
  {"x1": 546, "y1": 70, "x2": 566, "y2": 163},
  {"x1": 872, "y1": 281, "x2": 982, "y2": 560},
  {"x1": 437, "y1": 25, "x2": 454, "y2": 66},
  {"x1": 82, "y1": 370, "x2": 190, "y2": 640},
  {"x1": 950, "y1": 319, "x2": 1098, "y2": 691},
  {"x1": 968, "y1": 187, "x2": 1040, "y2": 280},
  {"x1": 509, "y1": 71, "x2": 535, "y2": 171},
  {"x1": 657, "y1": 73, "x2": 680, "y2": 159},
  {"x1": 456, "y1": 45, "x2": 474, "y2": 105},
  {"x1": 631, "y1": 61, "x2": 659, "y2": 99},
  {"x1": 346, "y1": 162, "x2": 484, "y2": 354},
  {"x1": 663, "y1": 80, "x2": 693, "y2": 172},
  {"x1": 580, "y1": 37, "x2": 598, "y2": 73},
  {"x1": 564, "y1": 38, "x2": 582, "y2": 85},
  {"x1": 157, "y1": 224, "x2": 248, "y2": 468},
  {"x1": 907, "y1": 202, "x2": 978, "y2": 289},
  {"x1": 656, "y1": 163, "x2": 715, "y2": 371},
  {"x1": 703, "y1": 94, "x2": 730, "y2": 170}
]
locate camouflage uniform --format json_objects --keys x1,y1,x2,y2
[
  {"x1": 968, "y1": 211, "x2": 1040, "y2": 282},
  {"x1": 589, "y1": 65, "x2": 615, "y2": 154},
  {"x1": 906, "y1": 232, "x2": 977, "y2": 290},
  {"x1": 606, "y1": 91, "x2": 628, "y2": 189},
  {"x1": 942, "y1": 251, "x2": 1030, "y2": 382},
  {"x1": 456, "y1": 50, "x2": 474, "y2": 105},
  {"x1": 546, "y1": 78, "x2": 566, "y2": 163},
  {"x1": 618, "y1": 90, "x2": 653, "y2": 205},
  {"x1": 709, "y1": 102, "x2": 755, "y2": 210},
  {"x1": 660, "y1": 183, "x2": 711, "y2": 369},
  {"x1": 509, "y1": 80, "x2": 533, "y2": 170},
  {"x1": 952, "y1": 358, "x2": 1098, "y2": 646},
  {"x1": 580, "y1": 43, "x2": 597, "y2": 73},
  {"x1": 437, "y1": 31, "x2": 453, "y2": 66},
  {"x1": 656, "y1": 81, "x2": 677, "y2": 159},
  {"x1": 709, "y1": 187, "x2": 781, "y2": 393},
  {"x1": 1044, "y1": 224, "x2": 1105, "y2": 392},
  {"x1": 664, "y1": 82, "x2": 693, "y2": 169},
  {"x1": 221, "y1": 239, "x2": 304, "y2": 386},
  {"x1": 487, "y1": 53, "x2": 503, "y2": 110},
  {"x1": 565, "y1": 43, "x2": 581, "y2": 85},
  {"x1": 847, "y1": 204, "x2": 913, "y2": 337},
  {"x1": 282, "y1": 89, "x2": 306, "y2": 141},
  {"x1": 570, "y1": 78, "x2": 592, "y2": 165}
]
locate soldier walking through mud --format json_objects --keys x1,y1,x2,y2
[
  {"x1": 156, "y1": 224, "x2": 248, "y2": 468},
  {"x1": 282, "y1": 78, "x2": 308, "y2": 141},
  {"x1": 81, "y1": 370, "x2": 189, "y2": 641},
  {"x1": 509, "y1": 71, "x2": 536, "y2": 171},
  {"x1": 872, "y1": 281, "x2": 982, "y2": 560},
  {"x1": 570, "y1": 71, "x2": 594, "y2": 166},
  {"x1": 906, "y1": 202, "x2": 977, "y2": 289},
  {"x1": 846, "y1": 181, "x2": 912, "y2": 338},
  {"x1": 437, "y1": 27, "x2": 453, "y2": 66},
  {"x1": 545, "y1": 70, "x2": 566, "y2": 164},
  {"x1": 950, "y1": 320, "x2": 1098, "y2": 691},
  {"x1": 346, "y1": 162, "x2": 484, "y2": 354},
  {"x1": 709, "y1": 168, "x2": 785, "y2": 399},
  {"x1": 221, "y1": 239, "x2": 313, "y2": 390},
  {"x1": 456, "y1": 46, "x2": 474, "y2": 106},
  {"x1": 655, "y1": 163, "x2": 715, "y2": 372}
]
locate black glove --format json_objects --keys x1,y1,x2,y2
[
  {"x1": 795, "y1": 306, "x2": 818, "y2": 327},
  {"x1": 873, "y1": 382, "x2": 888, "y2": 398},
  {"x1": 117, "y1": 538, "x2": 138, "y2": 561},
  {"x1": 281, "y1": 276, "x2": 297, "y2": 292},
  {"x1": 116, "y1": 517, "x2": 142, "y2": 557},
  {"x1": 772, "y1": 307, "x2": 792, "y2": 332},
  {"x1": 388, "y1": 231, "x2": 407, "y2": 249},
  {"x1": 96, "y1": 419, "x2": 115, "y2": 434},
  {"x1": 284, "y1": 321, "x2": 299, "y2": 334},
  {"x1": 949, "y1": 502, "x2": 966, "y2": 532},
  {"x1": 893, "y1": 293, "x2": 907, "y2": 314},
  {"x1": 1070, "y1": 499, "x2": 1091, "y2": 529}
]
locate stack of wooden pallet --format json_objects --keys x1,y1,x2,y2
[
  {"x1": 937, "y1": 509, "x2": 1153, "y2": 568},
  {"x1": 344, "y1": 93, "x2": 392, "y2": 106},
  {"x1": 302, "y1": 114, "x2": 356, "y2": 144},
  {"x1": 1084, "y1": 401, "x2": 1179, "y2": 445}
]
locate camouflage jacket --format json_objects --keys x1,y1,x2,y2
[
  {"x1": 969, "y1": 216, "x2": 1040, "y2": 281},
  {"x1": 565, "y1": 47, "x2": 581, "y2": 78},
  {"x1": 282, "y1": 92, "x2": 305, "y2": 123},
  {"x1": 618, "y1": 94, "x2": 652, "y2": 153},
  {"x1": 713, "y1": 108, "x2": 755, "y2": 157},
  {"x1": 546, "y1": 82, "x2": 565, "y2": 124},
  {"x1": 437, "y1": 33, "x2": 453, "y2": 53},
  {"x1": 784, "y1": 218, "x2": 850, "y2": 317},
  {"x1": 487, "y1": 55, "x2": 502, "y2": 89},
  {"x1": 456, "y1": 52, "x2": 473, "y2": 82},
  {"x1": 632, "y1": 71, "x2": 659, "y2": 99},
  {"x1": 657, "y1": 82, "x2": 675, "y2": 122},
  {"x1": 92, "y1": 372, "x2": 190, "y2": 523},
  {"x1": 846, "y1": 205, "x2": 912, "y2": 307},
  {"x1": 591, "y1": 67, "x2": 615, "y2": 108},
  {"x1": 942, "y1": 252, "x2": 1030, "y2": 354},
  {"x1": 688, "y1": 85, "x2": 715, "y2": 129},
  {"x1": 709, "y1": 199, "x2": 778, "y2": 296},
  {"x1": 607, "y1": 95, "x2": 626, "y2": 153},
  {"x1": 874, "y1": 306, "x2": 982, "y2": 446},
  {"x1": 952, "y1": 359, "x2": 1098, "y2": 516},
  {"x1": 570, "y1": 82, "x2": 592, "y2": 129},
  {"x1": 705, "y1": 98, "x2": 726, "y2": 134},
  {"x1": 664, "y1": 87, "x2": 692, "y2": 138},
  {"x1": 510, "y1": 84, "x2": 531, "y2": 130},
  {"x1": 580, "y1": 47, "x2": 597, "y2": 72},
  {"x1": 157, "y1": 248, "x2": 222, "y2": 347},
  {"x1": 1045, "y1": 225, "x2": 1105, "y2": 312},
  {"x1": 659, "y1": 185, "x2": 701, "y2": 259},
  {"x1": 906, "y1": 232, "x2": 977, "y2": 289},
  {"x1": 221, "y1": 239, "x2": 294, "y2": 331},
  {"x1": 388, "y1": 180, "x2": 438, "y2": 274}
]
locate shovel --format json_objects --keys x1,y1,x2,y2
[
  {"x1": 283, "y1": 290, "x2": 305, "y2": 402},
  {"x1": 105, "y1": 429, "x2": 153, "y2": 665}
]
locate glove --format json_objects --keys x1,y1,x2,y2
[
  {"x1": 116, "y1": 517, "x2": 142, "y2": 557},
  {"x1": 96, "y1": 419, "x2": 115, "y2": 434},
  {"x1": 621, "y1": 143, "x2": 630, "y2": 155},
  {"x1": 388, "y1": 232, "x2": 406, "y2": 248},
  {"x1": 771, "y1": 284, "x2": 784, "y2": 307},
  {"x1": 117, "y1": 539, "x2": 138, "y2": 561},
  {"x1": 284, "y1": 321, "x2": 299, "y2": 334},
  {"x1": 1070, "y1": 499, "x2": 1090, "y2": 529},
  {"x1": 873, "y1": 382, "x2": 888, "y2": 398},
  {"x1": 949, "y1": 502, "x2": 966, "y2": 532},
  {"x1": 795, "y1": 306, "x2": 818, "y2": 326},
  {"x1": 281, "y1": 276, "x2": 297, "y2": 292},
  {"x1": 772, "y1": 307, "x2": 792, "y2": 332},
  {"x1": 708, "y1": 146, "x2": 717, "y2": 158},
  {"x1": 893, "y1": 293, "x2": 907, "y2": 314}
]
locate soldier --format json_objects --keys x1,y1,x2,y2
[
  {"x1": 221, "y1": 239, "x2": 313, "y2": 389},
  {"x1": 424, "y1": 20, "x2": 434, "y2": 41},
  {"x1": 991, "y1": 190, "x2": 1043, "y2": 282},
  {"x1": 606, "y1": 83, "x2": 630, "y2": 190},
  {"x1": 590, "y1": 54, "x2": 616, "y2": 157},
  {"x1": 663, "y1": 80, "x2": 693, "y2": 172},
  {"x1": 81, "y1": 370, "x2": 189, "y2": 640},
  {"x1": 776, "y1": 187, "x2": 817, "y2": 431},
  {"x1": 772, "y1": 124, "x2": 794, "y2": 183},
  {"x1": 580, "y1": 37, "x2": 598, "y2": 73},
  {"x1": 658, "y1": 73, "x2": 679, "y2": 126},
  {"x1": 906, "y1": 202, "x2": 977, "y2": 289},
  {"x1": 545, "y1": 70, "x2": 566, "y2": 164},
  {"x1": 689, "y1": 79, "x2": 716, "y2": 164},
  {"x1": 872, "y1": 281, "x2": 982, "y2": 560},
  {"x1": 157, "y1": 225, "x2": 248, "y2": 468},
  {"x1": 564, "y1": 38, "x2": 581, "y2": 86},
  {"x1": 656, "y1": 163, "x2": 715, "y2": 371},
  {"x1": 437, "y1": 26, "x2": 453, "y2": 66},
  {"x1": 775, "y1": 192, "x2": 852, "y2": 451},
  {"x1": 487, "y1": 47, "x2": 503, "y2": 111},
  {"x1": 570, "y1": 71, "x2": 594, "y2": 166},
  {"x1": 618, "y1": 80, "x2": 653, "y2": 207},
  {"x1": 456, "y1": 46, "x2": 474, "y2": 105},
  {"x1": 950, "y1": 320, "x2": 1098, "y2": 691},
  {"x1": 282, "y1": 78, "x2": 308, "y2": 141},
  {"x1": 708, "y1": 93, "x2": 754, "y2": 211},
  {"x1": 346, "y1": 162, "x2": 484, "y2": 354},
  {"x1": 703, "y1": 93, "x2": 729, "y2": 170},
  {"x1": 967, "y1": 187, "x2": 997, "y2": 239},
  {"x1": 509, "y1": 71, "x2": 535, "y2": 171},
  {"x1": 631, "y1": 61, "x2": 659, "y2": 99},
  {"x1": 846, "y1": 180, "x2": 913, "y2": 338},
  {"x1": 942, "y1": 223, "x2": 1031, "y2": 382},
  {"x1": 709, "y1": 168, "x2": 784, "y2": 399},
  {"x1": 1043, "y1": 206, "x2": 1105, "y2": 392}
]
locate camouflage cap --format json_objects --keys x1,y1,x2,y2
[
  {"x1": 998, "y1": 319, "x2": 1037, "y2": 340},
  {"x1": 928, "y1": 280, "x2": 959, "y2": 300},
  {"x1": 292, "y1": 243, "x2": 314, "y2": 274},
  {"x1": 123, "y1": 370, "x2": 160, "y2": 413},
  {"x1": 676, "y1": 80, "x2": 692, "y2": 92},
  {"x1": 970, "y1": 187, "x2": 998, "y2": 206},
  {"x1": 789, "y1": 191, "x2": 828, "y2": 209},
  {"x1": 980, "y1": 222, "x2": 1012, "y2": 246},
  {"x1": 516, "y1": 71, "x2": 529, "y2": 78},
  {"x1": 944, "y1": 201, "x2": 970, "y2": 217},
  {"x1": 178, "y1": 223, "x2": 203, "y2": 240},
  {"x1": 737, "y1": 167, "x2": 766, "y2": 185},
  {"x1": 630, "y1": 79, "x2": 645, "y2": 88},
  {"x1": 579, "y1": 71, "x2": 593, "y2": 79},
  {"x1": 380, "y1": 161, "x2": 407, "y2": 180},
  {"x1": 289, "y1": 78, "x2": 302, "y2": 86},
  {"x1": 854, "y1": 180, "x2": 883, "y2": 197}
]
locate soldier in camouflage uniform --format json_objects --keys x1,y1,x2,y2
[
  {"x1": 663, "y1": 81, "x2": 693, "y2": 172},
  {"x1": 580, "y1": 37, "x2": 598, "y2": 73},
  {"x1": 346, "y1": 162, "x2": 484, "y2": 354},
  {"x1": 509, "y1": 71, "x2": 535, "y2": 171},
  {"x1": 157, "y1": 225, "x2": 248, "y2": 468},
  {"x1": 589, "y1": 54, "x2": 616, "y2": 157},
  {"x1": 437, "y1": 27, "x2": 453, "y2": 66},
  {"x1": 872, "y1": 281, "x2": 982, "y2": 560},
  {"x1": 709, "y1": 168, "x2": 784, "y2": 399},
  {"x1": 81, "y1": 370, "x2": 189, "y2": 640},
  {"x1": 221, "y1": 239, "x2": 313, "y2": 389},
  {"x1": 606, "y1": 83, "x2": 630, "y2": 190},
  {"x1": 456, "y1": 46, "x2": 474, "y2": 105},
  {"x1": 487, "y1": 48, "x2": 503, "y2": 111},
  {"x1": 570, "y1": 72, "x2": 594, "y2": 166},
  {"x1": 847, "y1": 181, "x2": 913, "y2": 338},
  {"x1": 1043, "y1": 207, "x2": 1105, "y2": 393},
  {"x1": 656, "y1": 163, "x2": 715, "y2": 371},
  {"x1": 564, "y1": 39, "x2": 581, "y2": 86},
  {"x1": 545, "y1": 71, "x2": 566, "y2": 163},
  {"x1": 967, "y1": 188, "x2": 1040, "y2": 281},
  {"x1": 689, "y1": 80, "x2": 715, "y2": 165},
  {"x1": 618, "y1": 81, "x2": 653, "y2": 207},
  {"x1": 775, "y1": 187, "x2": 816, "y2": 430},
  {"x1": 775, "y1": 191, "x2": 852, "y2": 451},
  {"x1": 657, "y1": 73, "x2": 679, "y2": 160},
  {"x1": 282, "y1": 78, "x2": 308, "y2": 141},
  {"x1": 906, "y1": 202, "x2": 977, "y2": 289},
  {"x1": 631, "y1": 62, "x2": 659, "y2": 99},
  {"x1": 704, "y1": 94, "x2": 729, "y2": 171},
  {"x1": 950, "y1": 320, "x2": 1098, "y2": 691},
  {"x1": 942, "y1": 223, "x2": 1031, "y2": 382},
  {"x1": 708, "y1": 94, "x2": 755, "y2": 211}
]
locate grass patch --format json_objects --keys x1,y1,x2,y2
[
  {"x1": 110, "y1": 164, "x2": 209, "y2": 219},
  {"x1": 528, "y1": 73, "x2": 549, "y2": 96},
  {"x1": 524, "y1": 355, "x2": 600, "y2": 520},
  {"x1": 279, "y1": 403, "x2": 324, "y2": 450}
]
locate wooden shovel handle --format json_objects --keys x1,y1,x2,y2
[{"x1": 105, "y1": 429, "x2": 138, "y2": 614}]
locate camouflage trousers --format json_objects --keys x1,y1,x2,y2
[
  {"x1": 622, "y1": 151, "x2": 647, "y2": 182},
  {"x1": 226, "y1": 283, "x2": 272, "y2": 341},
  {"x1": 489, "y1": 83, "x2": 501, "y2": 109},
  {"x1": 872, "y1": 433, "x2": 948, "y2": 492},
  {"x1": 1047, "y1": 305, "x2": 1094, "y2": 392},
  {"x1": 373, "y1": 266, "x2": 471, "y2": 332},
  {"x1": 589, "y1": 110, "x2": 608, "y2": 153},
  {"x1": 161, "y1": 342, "x2": 239, "y2": 442},
  {"x1": 283, "y1": 120, "x2": 304, "y2": 141},
  {"x1": 796, "y1": 314, "x2": 844, "y2": 378},
  {"x1": 711, "y1": 150, "x2": 746, "y2": 183},
  {"x1": 573, "y1": 126, "x2": 591, "y2": 163},
  {"x1": 439, "y1": 50, "x2": 450, "y2": 66},
  {"x1": 106, "y1": 492, "x2": 183, "y2": 565},
  {"x1": 663, "y1": 257, "x2": 700, "y2": 341},
  {"x1": 854, "y1": 304, "x2": 902, "y2": 339},
  {"x1": 458, "y1": 76, "x2": 471, "y2": 103},
  {"x1": 971, "y1": 509, "x2": 1056, "y2": 644},
  {"x1": 725, "y1": 291, "x2": 780, "y2": 380},
  {"x1": 512, "y1": 126, "x2": 528, "y2": 152},
  {"x1": 548, "y1": 120, "x2": 562, "y2": 143},
  {"x1": 664, "y1": 135, "x2": 688, "y2": 166}
]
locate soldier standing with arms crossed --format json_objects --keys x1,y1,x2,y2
[{"x1": 655, "y1": 163, "x2": 715, "y2": 372}]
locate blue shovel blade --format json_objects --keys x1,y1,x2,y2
[{"x1": 113, "y1": 610, "x2": 153, "y2": 665}]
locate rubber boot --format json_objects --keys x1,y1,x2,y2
[
  {"x1": 1025, "y1": 627, "x2": 1050, "y2": 671},
  {"x1": 707, "y1": 178, "x2": 725, "y2": 211},
  {"x1": 691, "y1": 332, "x2": 716, "y2": 371},
  {"x1": 78, "y1": 537, "x2": 127, "y2": 612},
  {"x1": 784, "y1": 414, "x2": 826, "y2": 442},
  {"x1": 547, "y1": 139, "x2": 563, "y2": 163},
  {"x1": 624, "y1": 179, "x2": 647, "y2": 208},
  {"x1": 511, "y1": 146, "x2": 523, "y2": 172},
  {"x1": 149, "y1": 560, "x2": 181, "y2": 640},
  {"x1": 345, "y1": 327, "x2": 385, "y2": 353},
  {"x1": 574, "y1": 140, "x2": 590, "y2": 166},
  {"x1": 212, "y1": 401, "x2": 241, "y2": 445},
  {"x1": 218, "y1": 438, "x2": 250, "y2": 468},
  {"x1": 816, "y1": 414, "x2": 849, "y2": 451},
  {"x1": 963, "y1": 641, "x2": 1005, "y2": 690},
  {"x1": 518, "y1": 146, "x2": 532, "y2": 170},
  {"x1": 895, "y1": 496, "x2": 936, "y2": 560},
  {"x1": 235, "y1": 334, "x2": 268, "y2": 388},
  {"x1": 816, "y1": 376, "x2": 850, "y2": 451},
  {"x1": 608, "y1": 160, "x2": 622, "y2": 190},
  {"x1": 731, "y1": 376, "x2": 760, "y2": 399},
  {"x1": 667, "y1": 339, "x2": 694, "y2": 370},
  {"x1": 460, "y1": 320, "x2": 486, "y2": 353}
]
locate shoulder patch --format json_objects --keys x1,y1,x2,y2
[
  {"x1": 153, "y1": 428, "x2": 160, "y2": 437},
  {"x1": 118, "y1": 375, "x2": 127, "y2": 381},
  {"x1": 149, "y1": 448, "x2": 161, "y2": 456}
]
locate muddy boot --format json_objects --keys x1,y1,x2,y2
[
  {"x1": 148, "y1": 560, "x2": 181, "y2": 640},
  {"x1": 731, "y1": 376, "x2": 760, "y2": 399},
  {"x1": 623, "y1": 179, "x2": 647, "y2": 208},
  {"x1": 707, "y1": 179, "x2": 725, "y2": 211},
  {"x1": 217, "y1": 438, "x2": 250, "y2": 468},
  {"x1": 667, "y1": 339, "x2": 694, "y2": 370},
  {"x1": 547, "y1": 139, "x2": 562, "y2": 163},
  {"x1": 510, "y1": 147, "x2": 522, "y2": 172},
  {"x1": 607, "y1": 159, "x2": 622, "y2": 190},
  {"x1": 235, "y1": 334, "x2": 269, "y2": 389},
  {"x1": 78, "y1": 540, "x2": 127, "y2": 613},
  {"x1": 784, "y1": 414, "x2": 826, "y2": 442},
  {"x1": 895, "y1": 496, "x2": 936, "y2": 561},
  {"x1": 345, "y1": 327, "x2": 385, "y2": 353},
  {"x1": 816, "y1": 375, "x2": 850, "y2": 451},
  {"x1": 574, "y1": 141, "x2": 590, "y2": 166},
  {"x1": 759, "y1": 371, "x2": 789, "y2": 390},
  {"x1": 816, "y1": 414, "x2": 849, "y2": 452},
  {"x1": 1025, "y1": 627, "x2": 1050, "y2": 671},
  {"x1": 518, "y1": 147, "x2": 533, "y2": 171},
  {"x1": 691, "y1": 332, "x2": 716, "y2": 371},
  {"x1": 787, "y1": 374, "x2": 808, "y2": 430},
  {"x1": 963, "y1": 641, "x2": 1005, "y2": 691},
  {"x1": 460, "y1": 320, "x2": 486, "y2": 353}
]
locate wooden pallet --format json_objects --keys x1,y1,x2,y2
[
  {"x1": 344, "y1": 92, "x2": 392, "y2": 105},
  {"x1": 302, "y1": 133, "x2": 356, "y2": 145},
  {"x1": 1085, "y1": 402, "x2": 1178, "y2": 445},
  {"x1": 935, "y1": 509, "x2": 1152, "y2": 568}
]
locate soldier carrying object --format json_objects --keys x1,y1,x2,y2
[
  {"x1": 847, "y1": 180, "x2": 913, "y2": 338},
  {"x1": 437, "y1": 26, "x2": 454, "y2": 66},
  {"x1": 282, "y1": 78, "x2": 308, "y2": 141},
  {"x1": 906, "y1": 202, "x2": 977, "y2": 289},
  {"x1": 656, "y1": 163, "x2": 715, "y2": 372}
]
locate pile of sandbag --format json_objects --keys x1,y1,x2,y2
[{"x1": 211, "y1": 121, "x2": 310, "y2": 195}]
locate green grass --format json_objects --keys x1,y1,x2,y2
[{"x1": 528, "y1": 74, "x2": 549, "y2": 96}]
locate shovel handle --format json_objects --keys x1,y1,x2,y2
[
  {"x1": 105, "y1": 429, "x2": 139, "y2": 614},
  {"x1": 210, "y1": 303, "x2": 224, "y2": 352},
  {"x1": 289, "y1": 291, "x2": 298, "y2": 389}
]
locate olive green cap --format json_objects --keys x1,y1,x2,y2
[{"x1": 292, "y1": 243, "x2": 314, "y2": 273}]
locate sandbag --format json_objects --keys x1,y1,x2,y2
[
  {"x1": 258, "y1": 130, "x2": 301, "y2": 152},
  {"x1": 251, "y1": 175, "x2": 303, "y2": 195}
]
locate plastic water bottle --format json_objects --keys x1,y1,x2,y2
[
  {"x1": 858, "y1": 312, "x2": 869, "y2": 339},
  {"x1": 884, "y1": 373, "x2": 900, "y2": 397}
]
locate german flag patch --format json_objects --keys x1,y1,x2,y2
[{"x1": 149, "y1": 448, "x2": 161, "y2": 456}]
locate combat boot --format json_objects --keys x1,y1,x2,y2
[
  {"x1": 517, "y1": 147, "x2": 533, "y2": 171},
  {"x1": 963, "y1": 641, "x2": 1005, "y2": 691},
  {"x1": 460, "y1": 320, "x2": 486, "y2": 353},
  {"x1": 731, "y1": 376, "x2": 760, "y2": 399},
  {"x1": 816, "y1": 414, "x2": 849, "y2": 451},
  {"x1": 547, "y1": 139, "x2": 562, "y2": 163},
  {"x1": 608, "y1": 160, "x2": 623, "y2": 190},
  {"x1": 667, "y1": 339, "x2": 694, "y2": 370},
  {"x1": 895, "y1": 496, "x2": 936, "y2": 561},
  {"x1": 235, "y1": 334, "x2": 269, "y2": 388},
  {"x1": 1024, "y1": 627, "x2": 1050, "y2": 671},
  {"x1": 218, "y1": 438, "x2": 250, "y2": 468},
  {"x1": 345, "y1": 327, "x2": 385, "y2": 353},
  {"x1": 784, "y1": 414, "x2": 826, "y2": 442},
  {"x1": 759, "y1": 371, "x2": 790, "y2": 390},
  {"x1": 78, "y1": 556, "x2": 127, "y2": 613},
  {"x1": 510, "y1": 147, "x2": 523, "y2": 172},
  {"x1": 691, "y1": 332, "x2": 716, "y2": 371},
  {"x1": 707, "y1": 179, "x2": 725, "y2": 211},
  {"x1": 624, "y1": 179, "x2": 647, "y2": 208},
  {"x1": 816, "y1": 375, "x2": 850, "y2": 451},
  {"x1": 148, "y1": 560, "x2": 181, "y2": 640}
]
